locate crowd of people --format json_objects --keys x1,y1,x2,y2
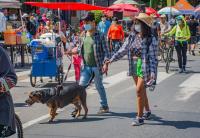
[{"x1": 0, "y1": 9, "x2": 200, "y2": 137}]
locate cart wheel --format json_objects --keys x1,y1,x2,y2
[
  {"x1": 57, "y1": 65, "x2": 64, "y2": 85},
  {"x1": 57, "y1": 73, "x2": 64, "y2": 85},
  {"x1": 40, "y1": 77, "x2": 43, "y2": 83},
  {"x1": 30, "y1": 75, "x2": 37, "y2": 87}
]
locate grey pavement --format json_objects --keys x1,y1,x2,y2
[{"x1": 9, "y1": 53, "x2": 200, "y2": 138}]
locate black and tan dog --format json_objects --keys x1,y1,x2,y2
[{"x1": 25, "y1": 83, "x2": 88, "y2": 122}]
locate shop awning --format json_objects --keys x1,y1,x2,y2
[
  {"x1": 174, "y1": 0, "x2": 195, "y2": 15},
  {"x1": 0, "y1": 0, "x2": 21, "y2": 8},
  {"x1": 24, "y1": 2, "x2": 107, "y2": 11}
]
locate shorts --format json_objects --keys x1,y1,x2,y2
[
  {"x1": 189, "y1": 36, "x2": 197, "y2": 44},
  {"x1": 132, "y1": 58, "x2": 143, "y2": 78}
]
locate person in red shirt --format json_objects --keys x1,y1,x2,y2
[
  {"x1": 36, "y1": 22, "x2": 47, "y2": 38},
  {"x1": 107, "y1": 17, "x2": 124, "y2": 55}
]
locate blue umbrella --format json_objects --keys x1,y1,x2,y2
[{"x1": 158, "y1": 7, "x2": 181, "y2": 15}]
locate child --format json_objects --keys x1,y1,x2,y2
[{"x1": 66, "y1": 34, "x2": 82, "y2": 83}]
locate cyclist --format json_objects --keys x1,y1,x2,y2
[
  {"x1": 165, "y1": 15, "x2": 191, "y2": 73},
  {"x1": 160, "y1": 15, "x2": 171, "y2": 37},
  {"x1": 0, "y1": 46, "x2": 17, "y2": 137}
]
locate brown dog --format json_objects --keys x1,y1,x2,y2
[{"x1": 25, "y1": 84, "x2": 88, "y2": 122}]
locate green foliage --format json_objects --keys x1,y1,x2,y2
[
  {"x1": 91, "y1": 10, "x2": 103, "y2": 24},
  {"x1": 141, "y1": 0, "x2": 167, "y2": 9}
]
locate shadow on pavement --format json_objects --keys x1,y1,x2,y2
[
  {"x1": 14, "y1": 102, "x2": 27, "y2": 107},
  {"x1": 40, "y1": 117, "x2": 106, "y2": 124},
  {"x1": 184, "y1": 70, "x2": 200, "y2": 74},
  {"x1": 147, "y1": 114, "x2": 200, "y2": 129},
  {"x1": 89, "y1": 112, "x2": 136, "y2": 119}
]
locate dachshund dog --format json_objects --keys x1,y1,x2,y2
[{"x1": 25, "y1": 84, "x2": 88, "y2": 122}]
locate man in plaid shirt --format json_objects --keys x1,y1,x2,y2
[{"x1": 67, "y1": 12, "x2": 110, "y2": 114}]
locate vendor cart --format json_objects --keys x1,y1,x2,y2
[{"x1": 29, "y1": 39, "x2": 63, "y2": 87}]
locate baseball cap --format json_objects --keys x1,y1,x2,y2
[{"x1": 22, "y1": 13, "x2": 29, "y2": 18}]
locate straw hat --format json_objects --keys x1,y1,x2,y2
[{"x1": 135, "y1": 13, "x2": 153, "y2": 27}]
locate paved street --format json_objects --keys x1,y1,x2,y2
[{"x1": 9, "y1": 54, "x2": 200, "y2": 138}]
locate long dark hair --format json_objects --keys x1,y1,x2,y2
[{"x1": 140, "y1": 21, "x2": 152, "y2": 38}]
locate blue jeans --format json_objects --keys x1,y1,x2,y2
[
  {"x1": 111, "y1": 40, "x2": 121, "y2": 55},
  {"x1": 79, "y1": 66, "x2": 108, "y2": 107}
]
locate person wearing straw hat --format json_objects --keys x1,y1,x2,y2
[{"x1": 103, "y1": 13, "x2": 158, "y2": 126}]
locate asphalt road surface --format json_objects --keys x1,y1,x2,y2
[{"x1": 9, "y1": 54, "x2": 200, "y2": 138}]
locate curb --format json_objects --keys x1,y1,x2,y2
[{"x1": 16, "y1": 70, "x2": 74, "y2": 81}]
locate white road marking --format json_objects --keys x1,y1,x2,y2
[
  {"x1": 84, "y1": 71, "x2": 130, "y2": 94},
  {"x1": 16, "y1": 70, "x2": 30, "y2": 77},
  {"x1": 22, "y1": 109, "x2": 65, "y2": 129},
  {"x1": 19, "y1": 70, "x2": 75, "y2": 82},
  {"x1": 157, "y1": 72, "x2": 175, "y2": 84},
  {"x1": 111, "y1": 72, "x2": 175, "y2": 98},
  {"x1": 176, "y1": 74, "x2": 200, "y2": 101},
  {"x1": 103, "y1": 71, "x2": 129, "y2": 88}
]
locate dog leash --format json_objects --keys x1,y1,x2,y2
[{"x1": 64, "y1": 55, "x2": 72, "y2": 81}]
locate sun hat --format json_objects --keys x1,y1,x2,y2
[{"x1": 135, "y1": 13, "x2": 153, "y2": 27}]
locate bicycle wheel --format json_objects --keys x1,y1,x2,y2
[
  {"x1": 30, "y1": 75, "x2": 37, "y2": 87},
  {"x1": 165, "y1": 59, "x2": 170, "y2": 73},
  {"x1": 165, "y1": 48, "x2": 172, "y2": 73},
  {"x1": 160, "y1": 42, "x2": 167, "y2": 62},
  {"x1": 158, "y1": 47, "x2": 163, "y2": 61},
  {"x1": 15, "y1": 114, "x2": 23, "y2": 138}
]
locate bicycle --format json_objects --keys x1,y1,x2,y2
[
  {"x1": 162, "y1": 36, "x2": 175, "y2": 73},
  {"x1": 158, "y1": 37, "x2": 168, "y2": 62},
  {"x1": 0, "y1": 113, "x2": 23, "y2": 138}
]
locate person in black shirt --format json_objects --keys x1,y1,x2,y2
[
  {"x1": 22, "y1": 13, "x2": 37, "y2": 39},
  {"x1": 187, "y1": 15, "x2": 199, "y2": 56}
]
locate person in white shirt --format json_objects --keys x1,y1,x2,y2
[{"x1": 160, "y1": 15, "x2": 171, "y2": 36}]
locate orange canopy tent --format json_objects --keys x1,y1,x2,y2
[{"x1": 174, "y1": 0, "x2": 195, "y2": 14}]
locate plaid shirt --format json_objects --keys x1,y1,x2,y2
[
  {"x1": 110, "y1": 32, "x2": 158, "y2": 85},
  {"x1": 79, "y1": 32, "x2": 110, "y2": 74}
]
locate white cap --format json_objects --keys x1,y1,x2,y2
[{"x1": 22, "y1": 13, "x2": 29, "y2": 18}]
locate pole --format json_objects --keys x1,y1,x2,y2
[{"x1": 58, "y1": 8, "x2": 61, "y2": 34}]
